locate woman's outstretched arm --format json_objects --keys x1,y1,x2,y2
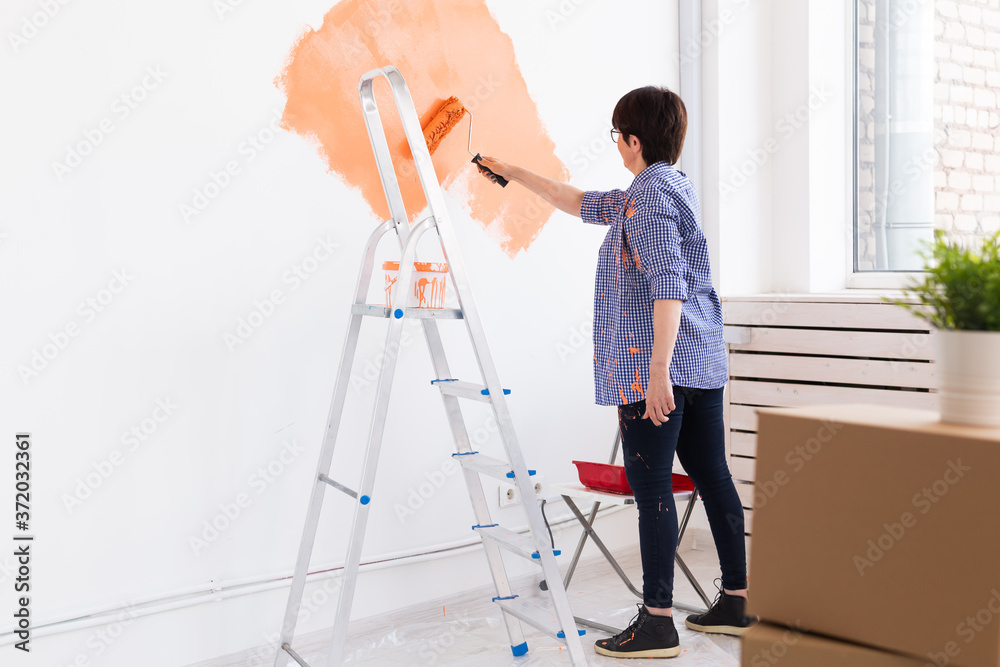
[{"x1": 475, "y1": 156, "x2": 585, "y2": 217}]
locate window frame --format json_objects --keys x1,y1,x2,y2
[{"x1": 847, "y1": 0, "x2": 930, "y2": 289}]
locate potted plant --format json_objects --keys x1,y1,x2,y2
[{"x1": 894, "y1": 230, "x2": 1000, "y2": 427}]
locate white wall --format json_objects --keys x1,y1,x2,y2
[
  {"x1": 0, "y1": 1, "x2": 680, "y2": 664},
  {"x1": 701, "y1": 0, "x2": 851, "y2": 295}
]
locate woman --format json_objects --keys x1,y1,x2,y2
[{"x1": 477, "y1": 86, "x2": 752, "y2": 659}]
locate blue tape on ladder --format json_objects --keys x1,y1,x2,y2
[
  {"x1": 504, "y1": 469, "x2": 537, "y2": 478},
  {"x1": 471, "y1": 523, "x2": 498, "y2": 530},
  {"x1": 530, "y1": 550, "x2": 561, "y2": 559},
  {"x1": 480, "y1": 387, "x2": 512, "y2": 396},
  {"x1": 451, "y1": 451, "x2": 479, "y2": 457},
  {"x1": 359, "y1": 495, "x2": 371, "y2": 505},
  {"x1": 556, "y1": 630, "x2": 587, "y2": 639},
  {"x1": 492, "y1": 594, "x2": 518, "y2": 602},
  {"x1": 511, "y1": 642, "x2": 528, "y2": 657},
  {"x1": 431, "y1": 378, "x2": 458, "y2": 385},
  {"x1": 393, "y1": 308, "x2": 404, "y2": 319}
]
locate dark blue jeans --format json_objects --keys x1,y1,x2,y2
[{"x1": 618, "y1": 386, "x2": 747, "y2": 609}]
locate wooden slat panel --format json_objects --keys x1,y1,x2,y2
[
  {"x1": 729, "y1": 455, "x2": 756, "y2": 482},
  {"x1": 723, "y1": 301, "x2": 929, "y2": 331},
  {"x1": 735, "y1": 482, "x2": 755, "y2": 508},
  {"x1": 724, "y1": 376, "x2": 733, "y2": 458},
  {"x1": 728, "y1": 326, "x2": 934, "y2": 361},
  {"x1": 729, "y1": 380, "x2": 939, "y2": 410},
  {"x1": 744, "y1": 508, "x2": 753, "y2": 532},
  {"x1": 731, "y1": 431, "x2": 757, "y2": 457},
  {"x1": 730, "y1": 354, "x2": 935, "y2": 390},
  {"x1": 730, "y1": 404, "x2": 759, "y2": 431}
]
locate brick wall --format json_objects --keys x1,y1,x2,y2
[{"x1": 934, "y1": 0, "x2": 1000, "y2": 243}]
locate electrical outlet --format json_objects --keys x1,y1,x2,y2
[
  {"x1": 498, "y1": 483, "x2": 519, "y2": 508},
  {"x1": 498, "y1": 476, "x2": 545, "y2": 508},
  {"x1": 531, "y1": 475, "x2": 544, "y2": 498}
]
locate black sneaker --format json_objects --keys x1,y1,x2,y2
[
  {"x1": 684, "y1": 584, "x2": 756, "y2": 636},
  {"x1": 594, "y1": 604, "x2": 681, "y2": 659}
]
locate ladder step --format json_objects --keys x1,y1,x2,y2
[
  {"x1": 350, "y1": 304, "x2": 464, "y2": 319},
  {"x1": 318, "y1": 474, "x2": 359, "y2": 499},
  {"x1": 431, "y1": 379, "x2": 510, "y2": 402},
  {"x1": 452, "y1": 452, "x2": 535, "y2": 480},
  {"x1": 281, "y1": 642, "x2": 310, "y2": 667},
  {"x1": 474, "y1": 525, "x2": 560, "y2": 561},
  {"x1": 494, "y1": 597, "x2": 585, "y2": 641}
]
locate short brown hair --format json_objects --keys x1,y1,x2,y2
[{"x1": 612, "y1": 86, "x2": 687, "y2": 166}]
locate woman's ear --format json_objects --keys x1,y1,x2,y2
[{"x1": 629, "y1": 134, "x2": 643, "y2": 156}]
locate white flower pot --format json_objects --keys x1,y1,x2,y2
[{"x1": 937, "y1": 329, "x2": 1000, "y2": 427}]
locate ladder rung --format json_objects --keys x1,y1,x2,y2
[
  {"x1": 474, "y1": 525, "x2": 560, "y2": 562},
  {"x1": 350, "y1": 304, "x2": 464, "y2": 319},
  {"x1": 453, "y1": 453, "x2": 535, "y2": 480},
  {"x1": 494, "y1": 598, "x2": 584, "y2": 641},
  {"x1": 281, "y1": 642, "x2": 311, "y2": 667},
  {"x1": 318, "y1": 474, "x2": 357, "y2": 499},
  {"x1": 432, "y1": 379, "x2": 510, "y2": 402}
]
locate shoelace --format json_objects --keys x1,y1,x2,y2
[
  {"x1": 705, "y1": 578, "x2": 726, "y2": 613},
  {"x1": 610, "y1": 604, "x2": 646, "y2": 643}
]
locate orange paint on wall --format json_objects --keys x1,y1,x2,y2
[{"x1": 276, "y1": 0, "x2": 568, "y2": 257}]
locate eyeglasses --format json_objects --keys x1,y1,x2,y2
[{"x1": 610, "y1": 129, "x2": 621, "y2": 142}]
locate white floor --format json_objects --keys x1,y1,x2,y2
[{"x1": 192, "y1": 528, "x2": 742, "y2": 666}]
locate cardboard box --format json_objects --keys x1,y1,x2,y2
[
  {"x1": 748, "y1": 404, "x2": 1000, "y2": 667},
  {"x1": 743, "y1": 622, "x2": 929, "y2": 666}
]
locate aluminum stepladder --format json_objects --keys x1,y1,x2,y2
[{"x1": 274, "y1": 66, "x2": 588, "y2": 667}]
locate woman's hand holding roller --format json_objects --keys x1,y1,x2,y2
[{"x1": 475, "y1": 155, "x2": 584, "y2": 217}]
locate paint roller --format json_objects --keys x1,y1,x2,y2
[{"x1": 422, "y1": 96, "x2": 508, "y2": 187}]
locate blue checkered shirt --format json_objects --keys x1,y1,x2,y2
[{"x1": 580, "y1": 162, "x2": 728, "y2": 406}]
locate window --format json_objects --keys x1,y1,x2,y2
[{"x1": 854, "y1": 0, "x2": 1000, "y2": 275}]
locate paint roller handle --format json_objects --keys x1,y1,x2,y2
[{"x1": 472, "y1": 154, "x2": 509, "y2": 188}]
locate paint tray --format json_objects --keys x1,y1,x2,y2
[
  {"x1": 571, "y1": 461, "x2": 632, "y2": 495},
  {"x1": 571, "y1": 461, "x2": 698, "y2": 496}
]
